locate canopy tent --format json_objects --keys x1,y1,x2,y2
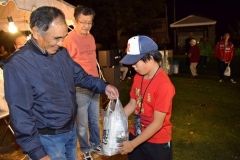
[
  {"x1": 170, "y1": 15, "x2": 216, "y2": 50},
  {"x1": 170, "y1": 15, "x2": 216, "y2": 28},
  {"x1": 0, "y1": 0, "x2": 75, "y2": 32}
]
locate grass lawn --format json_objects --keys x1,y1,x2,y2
[
  {"x1": 170, "y1": 75, "x2": 240, "y2": 160},
  {"x1": 1, "y1": 73, "x2": 240, "y2": 160}
]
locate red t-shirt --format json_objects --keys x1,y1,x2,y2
[
  {"x1": 63, "y1": 30, "x2": 99, "y2": 77},
  {"x1": 130, "y1": 68, "x2": 175, "y2": 143}
]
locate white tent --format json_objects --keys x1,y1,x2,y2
[
  {"x1": 0, "y1": 0, "x2": 75, "y2": 32},
  {"x1": 169, "y1": 15, "x2": 216, "y2": 50},
  {"x1": 170, "y1": 15, "x2": 216, "y2": 28}
]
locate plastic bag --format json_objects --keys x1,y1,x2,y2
[
  {"x1": 102, "y1": 98, "x2": 128, "y2": 156},
  {"x1": 224, "y1": 64, "x2": 231, "y2": 76}
]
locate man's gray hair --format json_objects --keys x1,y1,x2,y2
[{"x1": 30, "y1": 6, "x2": 66, "y2": 33}]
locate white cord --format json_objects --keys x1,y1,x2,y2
[
  {"x1": 97, "y1": 61, "x2": 106, "y2": 82},
  {"x1": 20, "y1": 155, "x2": 28, "y2": 160}
]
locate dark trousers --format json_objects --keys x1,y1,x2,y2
[{"x1": 128, "y1": 133, "x2": 172, "y2": 160}]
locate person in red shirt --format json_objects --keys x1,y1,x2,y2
[
  {"x1": 188, "y1": 39, "x2": 200, "y2": 77},
  {"x1": 119, "y1": 35, "x2": 175, "y2": 160},
  {"x1": 215, "y1": 33, "x2": 237, "y2": 83}
]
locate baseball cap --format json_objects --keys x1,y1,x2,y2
[{"x1": 120, "y1": 35, "x2": 158, "y2": 65}]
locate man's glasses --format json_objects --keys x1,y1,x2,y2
[{"x1": 78, "y1": 21, "x2": 93, "y2": 26}]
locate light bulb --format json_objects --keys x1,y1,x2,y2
[
  {"x1": 7, "y1": 16, "x2": 18, "y2": 33},
  {"x1": 8, "y1": 22, "x2": 18, "y2": 33}
]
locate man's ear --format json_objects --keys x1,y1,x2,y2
[{"x1": 31, "y1": 27, "x2": 41, "y2": 40}]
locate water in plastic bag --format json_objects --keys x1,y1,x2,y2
[{"x1": 102, "y1": 98, "x2": 128, "y2": 156}]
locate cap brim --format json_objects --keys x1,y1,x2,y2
[{"x1": 120, "y1": 54, "x2": 144, "y2": 65}]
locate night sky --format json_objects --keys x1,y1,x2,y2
[{"x1": 66, "y1": 0, "x2": 239, "y2": 33}]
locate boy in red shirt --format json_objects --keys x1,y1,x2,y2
[{"x1": 119, "y1": 35, "x2": 175, "y2": 160}]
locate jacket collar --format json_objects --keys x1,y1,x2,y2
[{"x1": 29, "y1": 38, "x2": 48, "y2": 55}]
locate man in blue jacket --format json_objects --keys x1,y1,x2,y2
[{"x1": 3, "y1": 6, "x2": 119, "y2": 160}]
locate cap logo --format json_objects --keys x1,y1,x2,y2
[{"x1": 127, "y1": 36, "x2": 141, "y2": 55}]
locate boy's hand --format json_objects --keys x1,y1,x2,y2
[{"x1": 120, "y1": 140, "x2": 135, "y2": 155}]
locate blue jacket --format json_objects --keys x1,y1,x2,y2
[{"x1": 3, "y1": 39, "x2": 107, "y2": 159}]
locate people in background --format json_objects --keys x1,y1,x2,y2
[
  {"x1": 13, "y1": 33, "x2": 27, "y2": 50},
  {"x1": 0, "y1": 67, "x2": 8, "y2": 112},
  {"x1": 0, "y1": 44, "x2": 9, "y2": 65},
  {"x1": 63, "y1": 5, "x2": 102, "y2": 160},
  {"x1": 184, "y1": 32, "x2": 194, "y2": 73},
  {"x1": 215, "y1": 32, "x2": 237, "y2": 83},
  {"x1": 198, "y1": 37, "x2": 213, "y2": 72},
  {"x1": 120, "y1": 64, "x2": 129, "y2": 80},
  {"x1": 3, "y1": 6, "x2": 119, "y2": 160},
  {"x1": 119, "y1": 49, "x2": 129, "y2": 81},
  {"x1": 188, "y1": 39, "x2": 200, "y2": 77},
  {"x1": 184, "y1": 32, "x2": 194, "y2": 55},
  {"x1": 119, "y1": 35, "x2": 175, "y2": 160}
]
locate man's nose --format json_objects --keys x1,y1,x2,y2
[{"x1": 57, "y1": 38, "x2": 64, "y2": 47}]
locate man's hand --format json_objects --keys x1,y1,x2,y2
[{"x1": 105, "y1": 84, "x2": 119, "y2": 99}]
